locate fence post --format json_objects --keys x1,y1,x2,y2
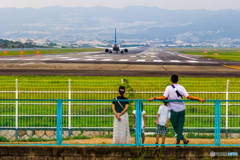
[
  {"x1": 15, "y1": 79, "x2": 18, "y2": 140},
  {"x1": 226, "y1": 80, "x2": 229, "y2": 138},
  {"x1": 121, "y1": 79, "x2": 123, "y2": 85},
  {"x1": 56, "y1": 99, "x2": 63, "y2": 146},
  {"x1": 215, "y1": 99, "x2": 221, "y2": 147},
  {"x1": 135, "y1": 99, "x2": 140, "y2": 147},
  {"x1": 68, "y1": 79, "x2": 71, "y2": 137}
]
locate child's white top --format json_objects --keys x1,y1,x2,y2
[
  {"x1": 157, "y1": 104, "x2": 171, "y2": 126},
  {"x1": 132, "y1": 110, "x2": 146, "y2": 129}
]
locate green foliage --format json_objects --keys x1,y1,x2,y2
[
  {"x1": 0, "y1": 136, "x2": 9, "y2": 142},
  {"x1": 0, "y1": 48, "x2": 102, "y2": 56},
  {"x1": 185, "y1": 132, "x2": 214, "y2": 139}
]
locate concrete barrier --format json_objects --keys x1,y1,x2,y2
[{"x1": 0, "y1": 146, "x2": 239, "y2": 159}]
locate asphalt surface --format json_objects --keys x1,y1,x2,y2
[{"x1": 0, "y1": 47, "x2": 239, "y2": 77}]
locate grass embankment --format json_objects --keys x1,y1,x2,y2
[
  {"x1": 0, "y1": 48, "x2": 102, "y2": 56},
  {"x1": 169, "y1": 48, "x2": 240, "y2": 61},
  {"x1": 0, "y1": 76, "x2": 240, "y2": 130}
]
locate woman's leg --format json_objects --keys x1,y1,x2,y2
[{"x1": 142, "y1": 133, "x2": 145, "y2": 144}]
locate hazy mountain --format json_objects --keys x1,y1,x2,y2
[{"x1": 0, "y1": 6, "x2": 240, "y2": 41}]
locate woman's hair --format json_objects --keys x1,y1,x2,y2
[{"x1": 119, "y1": 86, "x2": 125, "y2": 97}]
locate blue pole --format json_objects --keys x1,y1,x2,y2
[
  {"x1": 139, "y1": 101, "x2": 142, "y2": 146},
  {"x1": 56, "y1": 99, "x2": 62, "y2": 146},
  {"x1": 218, "y1": 100, "x2": 221, "y2": 147},
  {"x1": 214, "y1": 101, "x2": 218, "y2": 146},
  {"x1": 135, "y1": 99, "x2": 140, "y2": 147}
]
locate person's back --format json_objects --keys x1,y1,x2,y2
[{"x1": 164, "y1": 84, "x2": 189, "y2": 112}]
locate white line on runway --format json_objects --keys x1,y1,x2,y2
[
  {"x1": 101, "y1": 59, "x2": 112, "y2": 61},
  {"x1": 119, "y1": 59, "x2": 129, "y2": 61},
  {"x1": 41, "y1": 59, "x2": 52, "y2": 60},
  {"x1": 130, "y1": 56, "x2": 136, "y2": 57},
  {"x1": 140, "y1": 56, "x2": 146, "y2": 57},
  {"x1": 187, "y1": 61, "x2": 198, "y2": 63},
  {"x1": 170, "y1": 60, "x2": 180, "y2": 62},
  {"x1": 178, "y1": 55, "x2": 197, "y2": 60},
  {"x1": 66, "y1": 58, "x2": 80, "y2": 60},
  {"x1": 0, "y1": 59, "x2": 18, "y2": 60},
  {"x1": 19, "y1": 62, "x2": 36, "y2": 65},
  {"x1": 59, "y1": 57, "x2": 70, "y2": 58},
  {"x1": 85, "y1": 59, "x2": 96, "y2": 61},
  {"x1": 136, "y1": 60, "x2": 145, "y2": 62},
  {"x1": 154, "y1": 60, "x2": 162, "y2": 62},
  {"x1": 166, "y1": 52, "x2": 175, "y2": 55}
]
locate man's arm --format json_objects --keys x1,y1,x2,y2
[
  {"x1": 148, "y1": 96, "x2": 167, "y2": 102},
  {"x1": 187, "y1": 95, "x2": 205, "y2": 103}
]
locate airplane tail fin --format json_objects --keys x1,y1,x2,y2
[{"x1": 115, "y1": 28, "x2": 117, "y2": 44}]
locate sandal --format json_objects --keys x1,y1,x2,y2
[{"x1": 176, "y1": 140, "x2": 181, "y2": 147}]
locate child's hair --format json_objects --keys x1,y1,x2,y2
[{"x1": 164, "y1": 98, "x2": 169, "y2": 105}]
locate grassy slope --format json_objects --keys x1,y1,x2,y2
[
  {"x1": 169, "y1": 48, "x2": 240, "y2": 61},
  {"x1": 0, "y1": 48, "x2": 103, "y2": 56}
]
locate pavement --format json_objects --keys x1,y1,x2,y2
[{"x1": 0, "y1": 47, "x2": 239, "y2": 77}]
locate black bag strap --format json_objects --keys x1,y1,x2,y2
[
  {"x1": 115, "y1": 97, "x2": 125, "y2": 110},
  {"x1": 171, "y1": 85, "x2": 182, "y2": 99}
]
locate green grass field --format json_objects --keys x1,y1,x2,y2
[
  {"x1": 0, "y1": 48, "x2": 102, "y2": 56},
  {"x1": 169, "y1": 48, "x2": 240, "y2": 61},
  {"x1": 0, "y1": 76, "x2": 239, "y2": 130}
]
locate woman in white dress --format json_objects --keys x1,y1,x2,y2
[{"x1": 112, "y1": 86, "x2": 131, "y2": 144}]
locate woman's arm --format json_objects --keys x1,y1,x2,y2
[
  {"x1": 112, "y1": 104, "x2": 121, "y2": 120},
  {"x1": 119, "y1": 104, "x2": 129, "y2": 116}
]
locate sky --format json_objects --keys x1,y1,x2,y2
[{"x1": 0, "y1": 0, "x2": 240, "y2": 10}]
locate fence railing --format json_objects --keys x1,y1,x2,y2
[{"x1": 0, "y1": 99, "x2": 239, "y2": 147}]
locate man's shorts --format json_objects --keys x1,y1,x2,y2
[{"x1": 156, "y1": 124, "x2": 168, "y2": 135}]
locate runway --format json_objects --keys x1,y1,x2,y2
[
  {"x1": 0, "y1": 47, "x2": 238, "y2": 66},
  {"x1": 0, "y1": 47, "x2": 239, "y2": 77}
]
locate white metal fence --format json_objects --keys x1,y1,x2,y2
[{"x1": 0, "y1": 79, "x2": 240, "y2": 135}]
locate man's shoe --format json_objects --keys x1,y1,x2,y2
[
  {"x1": 183, "y1": 139, "x2": 189, "y2": 144},
  {"x1": 176, "y1": 140, "x2": 181, "y2": 147}
]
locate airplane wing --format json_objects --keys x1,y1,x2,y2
[{"x1": 95, "y1": 46, "x2": 112, "y2": 50}]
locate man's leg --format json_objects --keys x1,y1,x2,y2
[
  {"x1": 170, "y1": 110, "x2": 179, "y2": 139},
  {"x1": 162, "y1": 135, "x2": 165, "y2": 144},
  {"x1": 177, "y1": 110, "x2": 185, "y2": 141}
]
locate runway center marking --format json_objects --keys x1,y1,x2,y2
[
  {"x1": 66, "y1": 58, "x2": 80, "y2": 60},
  {"x1": 119, "y1": 59, "x2": 129, "y2": 61},
  {"x1": 136, "y1": 59, "x2": 145, "y2": 62},
  {"x1": 166, "y1": 52, "x2": 175, "y2": 55},
  {"x1": 187, "y1": 60, "x2": 199, "y2": 63},
  {"x1": 130, "y1": 56, "x2": 136, "y2": 57},
  {"x1": 223, "y1": 65, "x2": 240, "y2": 70},
  {"x1": 178, "y1": 55, "x2": 197, "y2": 60},
  {"x1": 85, "y1": 59, "x2": 96, "y2": 61},
  {"x1": 154, "y1": 60, "x2": 162, "y2": 62},
  {"x1": 170, "y1": 60, "x2": 180, "y2": 62},
  {"x1": 140, "y1": 56, "x2": 146, "y2": 57},
  {"x1": 101, "y1": 59, "x2": 112, "y2": 61}
]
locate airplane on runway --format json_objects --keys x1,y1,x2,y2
[{"x1": 97, "y1": 28, "x2": 136, "y2": 54}]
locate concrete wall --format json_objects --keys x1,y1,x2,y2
[{"x1": 0, "y1": 146, "x2": 239, "y2": 159}]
